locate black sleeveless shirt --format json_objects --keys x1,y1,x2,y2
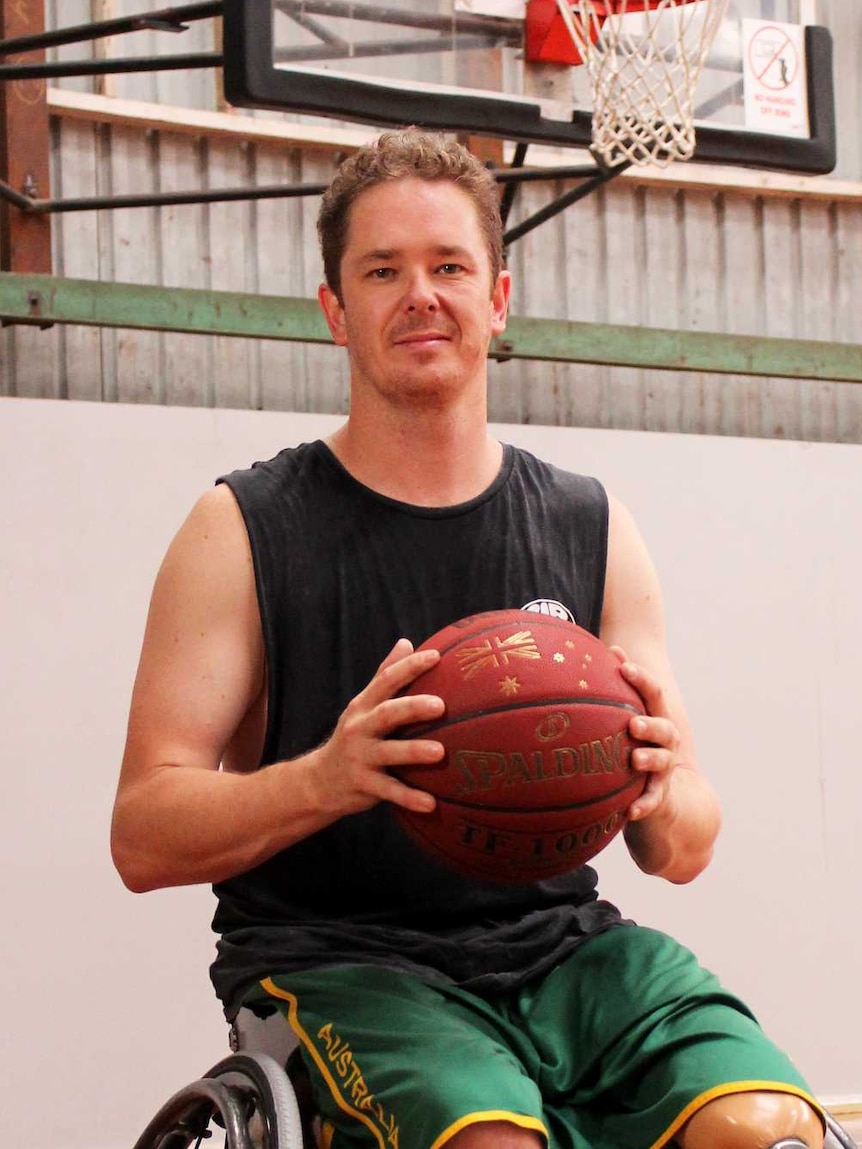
[{"x1": 210, "y1": 441, "x2": 627, "y2": 1017}]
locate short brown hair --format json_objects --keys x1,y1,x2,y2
[{"x1": 318, "y1": 130, "x2": 503, "y2": 301}]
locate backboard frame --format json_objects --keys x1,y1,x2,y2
[{"x1": 222, "y1": 0, "x2": 836, "y2": 175}]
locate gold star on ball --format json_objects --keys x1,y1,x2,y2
[
  {"x1": 579, "y1": 679, "x2": 589, "y2": 690},
  {"x1": 499, "y1": 676, "x2": 521, "y2": 697},
  {"x1": 553, "y1": 652, "x2": 565, "y2": 663}
]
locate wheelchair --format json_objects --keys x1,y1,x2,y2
[{"x1": 132, "y1": 1008, "x2": 859, "y2": 1149}]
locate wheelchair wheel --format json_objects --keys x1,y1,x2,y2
[
  {"x1": 207, "y1": 1052, "x2": 305, "y2": 1149},
  {"x1": 826, "y1": 1112, "x2": 860, "y2": 1149},
  {"x1": 132, "y1": 1052, "x2": 304, "y2": 1149}
]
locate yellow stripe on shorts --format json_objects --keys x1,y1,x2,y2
[
  {"x1": 430, "y1": 1110, "x2": 548, "y2": 1149},
  {"x1": 260, "y1": 976, "x2": 392, "y2": 1149},
  {"x1": 648, "y1": 1081, "x2": 826, "y2": 1149}
]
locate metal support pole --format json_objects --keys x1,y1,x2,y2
[
  {"x1": 0, "y1": 166, "x2": 603, "y2": 219},
  {"x1": 498, "y1": 142, "x2": 529, "y2": 230},
  {"x1": 0, "y1": 177, "x2": 329, "y2": 213},
  {"x1": 503, "y1": 162, "x2": 628, "y2": 247},
  {"x1": 0, "y1": 52, "x2": 221, "y2": 79},
  {"x1": 2, "y1": 273, "x2": 860, "y2": 385},
  {"x1": 0, "y1": 3, "x2": 222, "y2": 55}
]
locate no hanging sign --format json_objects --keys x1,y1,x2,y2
[{"x1": 742, "y1": 19, "x2": 809, "y2": 139}]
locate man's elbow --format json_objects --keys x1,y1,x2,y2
[
  {"x1": 658, "y1": 806, "x2": 722, "y2": 884},
  {"x1": 110, "y1": 814, "x2": 170, "y2": 893},
  {"x1": 662, "y1": 842, "x2": 716, "y2": 885},
  {"x1": 112, "y1": 842, "x2": 160, "y2": 893},
  {"x1": 629, "y1": 839, "x2": 715, "y2": 885},
  {"x1": 625, "y1": 801, "x2": 722, "y2": 884}
]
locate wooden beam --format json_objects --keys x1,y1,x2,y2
[
  {"x1": 91, "y1": 0, "x2": 117, "y2": 99},
  {"x1": 47, "y1": 85, "x2": 378, "y2": 152},
  {"x1": 45, "y1": 88, "x2": 862, "y2": 205},
  {"x1": 0, "y1": 0, "x2": 52, "y2": 273},
  {"x1": 455, "y1": 38, "x2": 505, "y2": 170}
]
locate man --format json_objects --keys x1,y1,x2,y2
[{"x1": 112, "y1": 131, "x2": 823, "y2": 1149}]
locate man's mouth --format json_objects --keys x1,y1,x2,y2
[{"x1": 392, "y1": 331, "x2": 452, "y2": 346}]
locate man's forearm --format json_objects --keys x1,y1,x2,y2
[
  {"x1": 110, "y1": 752, "x2": 331, "y2": 892},
  {"x1": 624, "y1": 766, "x2": 721, "y2": 884}
]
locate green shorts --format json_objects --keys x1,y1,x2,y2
[{"x1": 247, "y1": 927, "x2": 820, "y2": 1149}]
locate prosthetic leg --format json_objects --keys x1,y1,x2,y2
[{"x1": 678, "y1": 1092, "x2": 824, "y2": 1149}]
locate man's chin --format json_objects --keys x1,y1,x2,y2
[{"x1": 385, "y1": 371, "x2": 464, "y2": 407}]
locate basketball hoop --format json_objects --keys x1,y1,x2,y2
[{"x1": 553, "y1": 0, "x2": 731, "y2": 168}]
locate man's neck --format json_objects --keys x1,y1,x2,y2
[{"x1": 326, "y1": 412, "x2": 503, "y2": 508}]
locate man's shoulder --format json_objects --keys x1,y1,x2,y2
[
  {"x1": 508, "y1": 443, "x2": 606, "y2": 502},
  {"x1": 217, "y1": 439, "x2": 325, "y2": 493}
]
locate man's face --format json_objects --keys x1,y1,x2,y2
[{"x1": 318, "y1": 178, "x2": 510, "y2": 408}]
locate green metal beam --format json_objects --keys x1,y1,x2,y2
[
  {"x1": 2, "y1": 272, "x2": 861, "y2": 383},
  {"x1": 0, "y1": 272, "x2": 329, "y2": 343},
  {"x1": 491, "y1": 315, "x2": 862, "y2": 383}
]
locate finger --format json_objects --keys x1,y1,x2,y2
[
  {"x1": 631, "y1": 745, "x2": 673, "y2": 775},
  {"x1": 377, "y1": 637, "x2": 415, "y2": 672},
  {"x1": 628, "y1": 773, "x2": 664, "y2": 820},
  {"x1": 619, "y1": 660, "x2": 667, "y2": 716},
  {"x1": 361, "y1": 646, "x2": 441, "y2": 708},
  {"x1": 366, "y1": 771, "x2": 438, "y2": 814},
  {"x1": 374, "y1": 693, "x2": 445, "y2": 737},
  {"x1": 607, "y1": 644, "x2": 628, "y2": 664},
  {"x1": 378, "y1": 734, "x2": 446, "y2": 769},
  {"x1": 630, "y1": 714, "x2": 677, "y2": 751}
]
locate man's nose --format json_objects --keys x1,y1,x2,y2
[{"x1": 404, "y1": 270, "x2": 438, "y2": 312}]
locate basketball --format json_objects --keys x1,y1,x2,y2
[{"x1": 393, "y1": 609, "x2": 648, "y2": 883}]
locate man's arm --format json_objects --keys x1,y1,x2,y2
[
  {"x1": 600, "y1": 494, "x2": 721, "y2": 884},
  {"x1": 111, "y1": 484, "x2": 445, "y2": 893}
]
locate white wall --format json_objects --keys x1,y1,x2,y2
[{"x1": 1, "y1": 398, "x2": 860, "y2": 1149}]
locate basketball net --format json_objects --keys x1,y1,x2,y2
[{"x1": 556, "y1": 0, "x2": 730, "y2": 168}]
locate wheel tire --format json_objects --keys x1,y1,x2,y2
[{"x1": 206, "y1": 1052, "x2": 306, "y2": 1149}]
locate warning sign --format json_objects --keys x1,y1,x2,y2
[{"x1": 742, "y1": 19, "x2": 809, "y2": 139}]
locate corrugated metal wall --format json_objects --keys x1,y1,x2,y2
[
  {"x1": 504, "y1": 179, "x2": 862, "y2": 440},
  {"x1": 1, "y1": 1, "x2": 860, "y2": 441}
]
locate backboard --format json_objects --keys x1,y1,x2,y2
[{"x1": 222, "y1": 0, "x2": 836, "y2": 174}]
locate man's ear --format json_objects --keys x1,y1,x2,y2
[
  {"x1": 318, "y1": 283, "x2": 348, "y2": 346},
  {"x1": 490, "y1": 269, "x2": 512, "y2": 337}
]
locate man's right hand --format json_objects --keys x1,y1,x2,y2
[{"x1": 308, "y1": 638, "x2": 446, "y2": 819}]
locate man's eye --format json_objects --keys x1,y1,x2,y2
[
  {"x1": 438, "y1": 263, "x2": 463, "y2": 275},
  {"x1": 370, "y1": 267, "x2": 394, "y2": 279}
]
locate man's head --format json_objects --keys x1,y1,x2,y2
[{"x1": 318, "y1": 130, "x2": 504, "y2": 303}]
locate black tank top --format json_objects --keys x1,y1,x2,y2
[{"x1": 210, "y1": 441, "x2": 627, "y2": 1017}]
